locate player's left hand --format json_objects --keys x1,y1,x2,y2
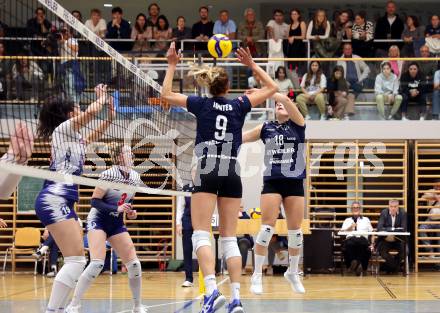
[
  {"x1": 126, "y1": 210, "x2": 137, "y2": 219},
  {"x1": 7, "y1": 121, "x2": 34, "y2": 164}
]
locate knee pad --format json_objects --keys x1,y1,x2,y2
[
  {"x1": 83, "y1": 259, "x2": 104, "y2": 281},
  {"x1": 220, "y1": 237, "x2": 241, "y2": 260},
  {"x1": 288, "y1": 229, "x2": 303, "y2": 249},
  {"x1": 54, "y1": 256, "x2": 86, "y2": 288},
  {"x1": 192, "y1": 230, "x2": 211, "y2": 254},
  {"x1": 126, "y1": 258, "x2": 142, "y2": 279},
  {"x1": 256, "y1": 225, "x2": 275, "y2": 247}
]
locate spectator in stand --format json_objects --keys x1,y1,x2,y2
[
  {"x1": 213, "y1": 10, "x2": 237, "y2": 39},
  {"x1": 131, "y1": 13, "x2": 149, "y2": 52},
  {"x1": 266, "y1": 9, "x2": 289, "y2": 41},
  {"x1": 106, "y1": 7, "x2": 131, "y2": 51},
  {"x1": 331, "y1": 10, "x2": 352, "y2": 41},
  {"x1": 336, "y1": 43, "x2": 371, "y2": 97},
  {"x1": 419, "y1": 180, "x2": 440, "y2": 256},
  {"x1": 375, "y1": 199, "x2": 407, "y2": 273},
  {"x1": 417, "y1": 45, "x2": 438, "y2": 91},
  {"x1": 388, "y1": 45, "x2": 404, "y2": 79},
  {"x1": 425, "y1": 15, "x2": 440, "y2": 56},
  {"x1": 327, "y1": 65, "x2": 355, "y2": 120},
  {"x1": 351, "y1": 11, "x2": 374, "y2": 57},
  {"x1": 306, "y1": 9, "x2": 331, "y2": 41},
  {"x1": 296, "y1": 60, "x2": 327, "y2": 120},
  {"x1": 0, "y1": 42, "x2": 12, "y2": 100},
  {"x1": 340, "y1": 202, "x2": 373, "y2": 276},
  {"x1": 147, "y1": 3, "x2": 161, "y2": 28},
  {"x1": 401, "y1": 16, "x2": 425, "y2": 57},
  {"x1": 248, "y1": 71, "x2": 262, "y2": 89},
  {"x1": 374, "y1": 1, "x2": 404, "y2": 57},
  {"x1": 400, "y1": 62, "x2": 428, "y2": 120},
  {"x1": 172, "y1": 16, "x2": 192, "y2": 41},
  {"x1": 191, "y1": 6, "x2": 214, "y2": 52},
  {"x1": 59, "y1": 27, "x2": 84, "y2": 103},
  {"x1": 149, "y1": 15, "x2": 172, "y2": 51},
  {"x1": 375, "y1": 61, "x2": 402, "y2": 120},
  {"x1": 238, "y1": 8, "x2": 265, "y2": 57},
  {"x1": 284, "y1": 9, "x2": 306, "y2": 81},
  {"x1": 274, "y1": 66, "x2": 293, "y2": 95},
  {"x1": 12, "y1": 57, "x2": 43, "y2": 102},
  {"x1": 433, "y1": 69, "x2": 440, "y2": 120},
  {"x1": 26, "y1": 7, "x2": 52, "y2": 56},
  {"x1": 85, "y1": 9, "x2": 107, "y2": 38}
]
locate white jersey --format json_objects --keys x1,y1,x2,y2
[{"x1": 42, "y1": 119, "x2": 86, "y2": 201}]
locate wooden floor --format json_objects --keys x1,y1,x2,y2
[{"x1": 1, "y1": 272, "x2": 440, "y2": 312}]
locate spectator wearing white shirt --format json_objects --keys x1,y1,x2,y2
[
  {"x1": 296, "y1": 61, "x2": 327, "y2": 120},
  {"x1": 266, "y1": 9, "x2": 289, "y2": 41},
  {"x1": 274, "y1": 66, "x2": 293, "y2": 95},
  {"x1": 84, "y1": 9, "x2": 106, "y2": 38},
  {"x1": 433, "y1": 69, "x2": 440, "y2": 120},
  {"x1": 341, "y1": 202, "x2": 373, "y2": 276},
  {"x1": 419, "y1": 180, "x2": 440, "y2": 257},
  {"x1": 213, "y1": 10, "x2": 236, "y2": 39}
]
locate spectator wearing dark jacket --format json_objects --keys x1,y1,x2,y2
[
  {"x1": 375, "y1": 200, "x2": 407, "y2": 273},
  {"x1": 26, "y1": 7, "x2": 52, "y2": 56},
  {"x1": 400, "y1": 62, "x2": 428, "y2": 120},
  {"x1": 374, "y1": 1, "x2": 404, "y2": 56},
  {"x1": 191, "y1": 6, "x2": 214, "y2": 52},
  {"x1": 106, "y1": 7, "x2": 131, "y2": 51}
]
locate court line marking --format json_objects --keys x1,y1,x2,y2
[
  {"x1": 114, "y1": 276, "x2": 229, "y2": 313},
  {"x1": 377, "y1": 277, "x2": 397, "y2": 299}
]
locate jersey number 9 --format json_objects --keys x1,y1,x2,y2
[{"x1": 214, "y1": 115, "x2": 228, "y2": 140}]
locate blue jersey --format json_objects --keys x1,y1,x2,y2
[
  {"x1": 187, "y1": 95, "x2": 252, "y2": 158},
  {"x1": 41, "y1": 120, "x2": 86, "y2": 201},
  {"x1": 260, "y1": 119, "x2": 306, "y2": 181}
]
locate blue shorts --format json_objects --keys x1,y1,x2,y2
[
  {"x1": 35, "y1": 192, "x2": 77, "y2": 227},
  {"x1": 86, "y1": 208, "x2": 127, "y2": 238}
]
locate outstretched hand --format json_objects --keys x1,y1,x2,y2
[
  {"x1": 235, "y1": 47, "x2": 255, "y2": 68},
  {"x1": 7, "y1": 121, "x2": 34, "y2": 164},
  {"x1": 166, "y1": 42, "x2": 182, "y2": 66},
  {"x1": 95, "y1": 84, "x2": 108, "y2": 102}
]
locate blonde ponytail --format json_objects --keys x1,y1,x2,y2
[{"x1": 188, "y1": 64, "x2": 229, "y2": 96}]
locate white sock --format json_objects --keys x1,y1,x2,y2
[
  {"x1": 204, "y1": 274, "x2": 217, "y2": 296},
  {"x1": 45, "y1": 280, "x2": 71, "y2": 313},
  {"x1": 230, "y1": 282, "x2": 240, "y2": 301},
  {"x1": 288, "y1": 255, "x2": 300, "y2": 274},
  {"x1": 57, "y1": 291, "x2": 71, "y2": 312},
  {"x1": 126, "y1": 259, "x2": 142, "y2": 308},
  {"x1": 254, "y1": 254, "x2": 265, "y2": 275},
  {"x1": 40, "y1": 245, "x2": 49, "y2": 254}
]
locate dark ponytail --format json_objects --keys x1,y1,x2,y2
[{"x1": 37, "y1": 94, "x2": 75, "y2": 140}]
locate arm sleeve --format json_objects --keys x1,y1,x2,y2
[
  {"x1": 187, "y1": 96, "x2": 205, "y2": 116},
  {"x1": 374, "y1": 75, "x2": 382, "y2": 94},
  {"x1": 366, "y1": 22, "x2": 374, "y2": 41},
  {"x1": 91, "y1": 198, "x2": 118, "y2": 214},
  {"x1": 377, "y1": 210, "x2": 385, "y2": 231},
  {"x1": 306, "y1": 22, "x2": 313, "y2": 39},
  {"x1": 320, "y1": 74, "x2": 327, "y2": 89},
  {"x1": 176, "y1": 196, "x2": 184, "y2": 225},
  {"x1": 341, "y1": 218, "x2": 352, "y2": 231},
  {"x1": 300, "y1": 74, "x2": 307, "y2": 88},
  {"x1": 434, "y1": 71, "x2": 440, "y2": 85},
  {"x1": 213, "y1": 21, "x2": 220, "y2": 35},
  {"x1": 106, "y1": 22, "x2": 117, "y2": 38},
  {"x1": 401, "y1": 211, "x2": 408, "y2": 231},
  {"x1": 237, "y1": 95, "x2": 252, "y2": 117},
  {"x1": 359, "y1": 61, "x2": 370, "y2": 82},
  {"x1": 320, "y1": 21, "x2": 330, "y2": 39},
  {"x1": 393, "y1": 78, "x2": 400, "y2": 95},
  {"x1": 367, "y1": 218, "x2": 374, "y2": 232}
]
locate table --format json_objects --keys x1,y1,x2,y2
[{"x1": 338, "y1": 231, "x2": 410, "y2": 275}]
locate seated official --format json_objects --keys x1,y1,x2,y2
[
  {"x1": 340, "y1": 202, "x2": 373, "y2": 275},
  {"x1": 375, "y1": 199, "x2": 407, "y2": 273}
]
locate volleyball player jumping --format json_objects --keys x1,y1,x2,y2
[
  {"x1": 162, "y1": 42, "x2": 278, "y2": 313},
  {"x1": 243, "y1": 92, "x2": 306, "y2": 295},
  {"x1": 35, "y1": 85, "x2": 114, "y2": 313}
]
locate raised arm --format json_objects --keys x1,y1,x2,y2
[
  {"x1": 242, "y1": 124, "x2": 263, "y2": 143},
  {"x1": 272, "y1": 92, "x2": 305, "y2": 126},
  {"x1": 161, "y1": 42, "x2": 188, "y2": 108},
  {"x1": 85, "y1": 95, "x2": 116, "y2": 144},
  {"x1": 70, "y1": 84, "x2": 108, "y2": 133},
  {"x1": 236, "y1": 47, "x2": 278, "y2": 107}
]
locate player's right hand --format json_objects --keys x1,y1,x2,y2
[{"x1": 117, "y1": 203, "x2": 132, "y2": 213}]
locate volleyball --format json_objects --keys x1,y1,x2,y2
[
  {"x1": 208, "y1": 34, "x2": 233, "y2": 58},
  {"x1": 250, "y1": 207, "x2": 262, "y2": 219}
]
